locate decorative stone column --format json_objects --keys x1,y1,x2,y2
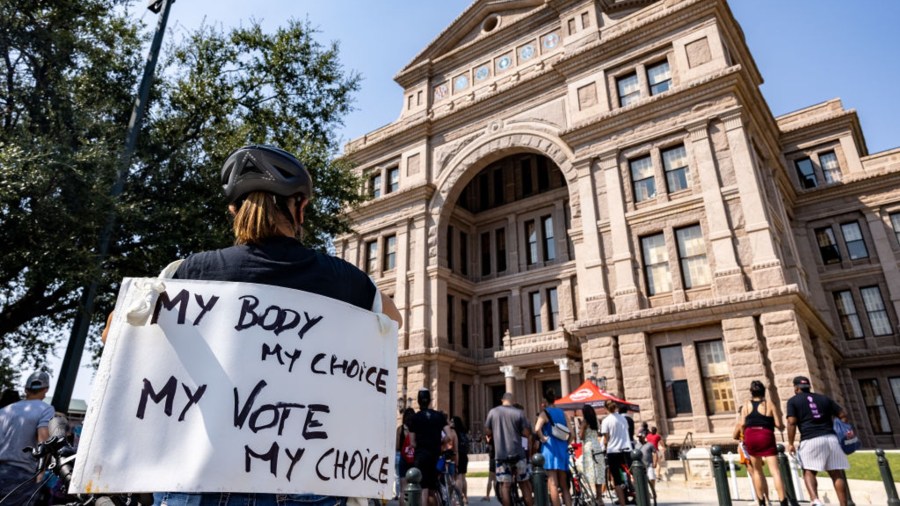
[
  {"x1": 618, "y1": 333, "x2": 659, "y2": 427},
  {"x1": 686, "y1": 120, "x2": 745, "y2": 295},
  {"x1": 501, "y1": 365, "x2": 520, "y2": 396},
  {"x1": 573, "y1": 158, "x2": 610, "y2": 316},
  {"x1": 554, "y1": 358, "x2": 572, "y2": 396},
  {"x1": 865, "y1": 210, "x2": 900, "y2": 319},
  {"x1": 601, "y1": 150, "x2": 639, "y2": 313},
  {"x1": 760, "y1": 309, "x2": 821, "y2": 408},
  {"x1": 409, "y1": 216, "x2": 429, "y2": 349}
]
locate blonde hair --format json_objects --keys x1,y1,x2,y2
[{"x1": 232, "y1": 192, "x2": 284, "y2": 245}]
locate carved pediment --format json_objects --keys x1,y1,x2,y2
[
  {"x1": 398, "y1": 0, "x2": 544, "y2": 78},
  {"x1": 597, "y1": 0, "x2": 660, "y2": 13}
]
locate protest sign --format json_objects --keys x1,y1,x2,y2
[{"x1": 71, "y1": 278, "x2": 398, "y2": 498}]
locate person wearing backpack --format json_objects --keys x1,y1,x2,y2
[
  {"x1": 786, "y1": 376, "x2": 852, "y2": 506},
  {"x1": 397, "y1": 408, "x2": 416, "y2": 506}
]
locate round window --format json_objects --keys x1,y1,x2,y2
[{"x1": 482, "y1": 15, "x2": 500, "y2": 33}]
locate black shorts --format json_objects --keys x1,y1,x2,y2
[
  {"x1": 607, "y1": 452, "x2": 629, "y2": 486},
  {"x1": 414, "y1": 451, "x2": 439, "y2": 490},
  {"x1": 458, "y1": 454, "x2": 469, "y2": 475}
]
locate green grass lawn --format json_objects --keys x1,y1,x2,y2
[{"x1": 724, "y1": 451, "x2": 900, "y2": 481}]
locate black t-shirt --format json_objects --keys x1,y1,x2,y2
[
  {"x1": 786, "y1": 391, "x2": 842, "y2": 441},
  {"x1": 408, "y1": 409, "x2": 447, "y2": 457},
  {"x1": 174, "y1": 236, "x2": 376, "y2": 310}
]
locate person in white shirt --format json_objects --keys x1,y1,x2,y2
[{"x1": 600, "y1": 401, "x2": 631, "y2": 506}]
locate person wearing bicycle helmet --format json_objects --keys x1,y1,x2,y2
[{"x1": 153, "y1": 144, "x2": 401, "y2": 506}]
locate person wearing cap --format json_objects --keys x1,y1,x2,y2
[
  {"x1": 0, "y1": 371, "x2": 56, "y2": 505},
  {"x1": 408, "y1": 388, "x2": 452, "y2": 506},
  {"x1": 786, "y1": 375, "x2": 851, "y2": 506},
  {"x1": 147, "y1": 145, "x2": 401, "y2": 506},
  {"x1": 484, "y1": 392, "x2": 534, "y2": 506}
]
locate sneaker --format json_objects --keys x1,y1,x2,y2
[{"x1": 811, "y1": 500, "x2": 825, "y2": 506}]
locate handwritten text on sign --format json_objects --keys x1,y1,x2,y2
[{"x1": 71, "y1": 278, "x2": 397, "y2": 497}]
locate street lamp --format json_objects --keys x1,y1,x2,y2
[{"x1": 589, "y1": 362, "x2": 608, "y2": 390}]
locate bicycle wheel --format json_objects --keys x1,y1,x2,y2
[
  {"x1": 448, "y1": 485, "x2": 465, "y2": 506},
  {"x1": 577, "y1": 474, "x2": 597, "y2": 505}
]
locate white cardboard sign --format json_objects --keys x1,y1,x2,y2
[{"x1": 71, "y1": 278, "x2": 397, "y2": 498}]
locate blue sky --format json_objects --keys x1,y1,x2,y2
[{"x1": 42, "y1": 0, "x2": 899, "y2": 402}]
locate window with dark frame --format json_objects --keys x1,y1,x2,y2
[
  {"x1": 541, "y1": 215, "x2": 555, "y2": 262},
  {"x1": 675, "y1": 225, "x2": 710, "y2": 289},
  {"x1": 447, "y1": 226, "x2": 454, "y2": 270},
  {"x1": 815, "y1": 227, "x2": 842, "y2": 264},
  {"x1": 617, "y1": 72, "x2": 640, "y2": 107},
  {"x1": 447, "y1": 295, "x2": 455, "y2": 345},
  {"x1": 647, "y1": 60, "x2": 672, "y2": 95},
  {"x1": 366, "y1": 240, "x2": 378, "y2": 275},
  {"x1": 794, "y1": 157, "x2": 817, "y2": 189},
  {"x1": 547, "y1": 287, "x2": 559, "y2": 330},
  {"x1": 860, "y1": 286, "x2": 892, "y2": 336},
  {"x1": 479, "y1": 172, "x2": 490, "y2": 210},
  {"x1": 840, "y1": 222, "x2": 869, "y2": 260},
  {"x1": 630, "y1": 155, "x2": 656, "y2": 202},
  {"x1": 891, "y1": 213, "x2": 900, "y2": 245},
  {"x1": 383, "y1": 235, "x2": 396, "y2": 272},
  {"x1": 696, "y1": 340, "x2": 735, "y2": 415},
  {"x1": 529, "y1": 291, "x2": 542, "y2": 334},
  {"x1": 520, "y1": 158, "x2": 534, "y2": 196},
  {"x1": 890, "y1": 377, "x2": 900, "y2": 420},
  {"x1": 537, "y1": 157, "x2": 550, "y2": 192},
  {"x1": 496, "y1": 228, "x2": 507, "y2": 272},
  {"x1": 482, "y1": 300, "x2": 494, "y2": 349},
  {"x1": 525, "y1": 220, "x2": 538, "y2": 265},
  {"x1": 819, "y1": 151, "x2": 842, "y2": 184},
  {"x1": 498, "y1": 297, "x2": 510, "y2": 339},
  {"x1": 387, "y1": 167, "x2": 400, "y2": 194},
  {"x1": 481, "y1": 232, "x2": 491, "y2": 276},
  {"x1": 461, "y1": 300, "x2": 469, "y2": 348},
  {"x1": 493, "y1": 168, "x2": 505, "y2": 206},
  {"x1": 370, "y1": 173, "x2": 382, "y2": 198},
  {"x1": 658, "y1": 345, "x2": 692, "y2": 417},
  {"x1": 449, "y1": 381, "x2": 456, "y2": 422},
  {"x1": 641, "y1": 232, "x2": 671, "y2": 295},
  {"x1": 662, "y1": 145, "x2": 689, "y2": 193},
  {"x1": 459, "y1": 232, "x2": 469, "y2": 275},
  {"x1": 833, "y1": 290, "x2": 864, "y2": 339},
  {"x1": 859, "y1": 379, "x2": 892, "y2": 434}
]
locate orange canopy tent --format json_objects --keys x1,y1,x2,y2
[{"x1": 553, "y1": 380, "x2": 640, "y2": 413}]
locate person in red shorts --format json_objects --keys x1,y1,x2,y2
[{"x1": 735, "y1": 380, "x2": 786, "y2": 506}]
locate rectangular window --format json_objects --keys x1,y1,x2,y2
[
  {"x1": 890, "y1": 377, "x2": 900, "y2": 418},
  {"x1": 647, "y1": 61, "x2": 672, "y2": 95},
  {"x1": 447, "y1": 226, "x2": 454, "y2": 270},
  {"x1": 697, "y1": 340, "x2": 735, "y2": 415},
  {"x1": 658, "y1": 345, "x2": 692, "y2": 417},
  {"x1": 676, "y1": 225, "x2": 710, "y2": 288},
  {"x1": 498, "y1": 297, "x2": 510, "y2": 339},
  {"x1": 833, "y1": 290, "x2": 864, "y2": 339},
  {"x1": 840, "y1": 222, "x2": 869, "y2": 260},
  {"x1": 662, "y1": 145, "x2": 689, "y2": 193},
  {"x1": 459, "y1": 232, "x2": 469, "y2": 275},
  {"x1": 447, "y1": 295, "x2": 455, "y2": 345},
  {"x1": 630, "y1": 155, "x2": 656, "y2": 202},
  {"x1": 496, "y1": 228, "x2": 507, "y2": 272},
  {"x1": 529, "y1": 291, "x2": 542, "y2": 334},
  {"x1": 383, "y1": 235, "x2": 396, "y2": 272},
  {"x1": 819, "y1": 151, "x2": 841, "y2": 183},
  {"x1": 794, "y1": 157, "x2": 817, "y2": 189},
  {"x1": 567, "y1": 17, "x2": 576, "y2": 36},
  {"x1": 542, "y1": 215, "x2": 556, "y2": 262},
  {"x1": 493, "y1": 168, "x2": 505, "y2": 206},
  {"x1": 481, "y1": 232, "x2": 491, "y2": 276},
  {"x1": 537, "y1": 157, "x2": 550, "y2": 192},
  {"x1": 525, "y1": 220, "x2": 538, "y2": 265},
  {"x1": 387, "y1": 167, "x2": 400, "y2": 194},
  {"x1": 482, "y1": 300, "x2": 494, "y2": 349},
  {"x1": 617, "y1": 72, "x2": 640, "y2": 107},
  {"x1": 547, "y1": 287, "x2": 559, "y2": 330},
  {"x1": 478, "y1": 172, "x2": 490, "y2": 211},
  {"x1": 449, "y1": 381, "x2": 456, "y2": 422},
  {"x1": 370, "y1": 174, "x2": 382, "y2": 198},
  {"x1": 520, "y1": 158, "x2": 534, "y2": 196},
  {"x1": 461, "y1": 300, "x2": 469, "y2": 349},
  {"x1": 891, "y1": 213, "x2": 900, "y2": 245},
  {"x1": 641, "y1": 233, "x2": 671, "y2": 295},
  {"x1": 581, "y1": 12, "x2": 590, "y2": 28},
  {"x1": 859, "y1": 379, "x2": 892, "y2": 434},
  {"x1": 861, "y1": 286, "x2": 892, "y2": 336},
  {"x1": 815, "y1": 227, "x2": 842, "y2": 264},
  {"x1": 366, "y1": 240, "x2": 378, "y2": 275}
]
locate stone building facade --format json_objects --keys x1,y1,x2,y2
[{"x1": 339, "y1": 0, "x2": 900, "y2": 448}]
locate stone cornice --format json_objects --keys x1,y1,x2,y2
[
  {"x1": 793, "y1": 166, "x2": 900, "y2": 209},
  {"x1": 570, "y1": 284, "x2": 834, "y2": 341},
  {"x1": 346, "y1": 183, "x2": 436, "y2": 222}
]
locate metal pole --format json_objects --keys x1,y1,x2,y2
[
  {"x1": 776, "y1": 444, "x2": 799, "y2": 506},
  {"x1": 52, "y1": 0, "x2": 175, "y2": 413},
  {"x1": 876, "y1": 448, "x2": 900, "y2": 506},
  {"x1": 710, "y1": 446, "x2": 731, "y2": 506},
  {"x1": 405, "y1": 467, "x2": 422, "y2": 506},
  {"x1": 630, "y1": 448, "x2": 652, "y2": 506},
  {"x1": 531, "y1": 453, "x2": 549, "y2": 506}
]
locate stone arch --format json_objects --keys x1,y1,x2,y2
[{"x1": 426, "y1": 129, "x2": 579, "y2": 261}]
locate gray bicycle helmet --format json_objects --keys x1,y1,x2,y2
[{"x1": 221, "y1": 145, "x2": 313, "y2": 203}]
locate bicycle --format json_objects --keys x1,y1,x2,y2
[
  {"x1": 436, "y1": 450, "x2": 465, "y2": 506},
  {"x1": 495, "y1": 455, "x2": 527, "y2": 506},
  {"x1": 604, "y1": 452, "x2": 636, "y2": 505},
  {"x1": 567, "y1": 445, "x2": 601, "y2": 506}
]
